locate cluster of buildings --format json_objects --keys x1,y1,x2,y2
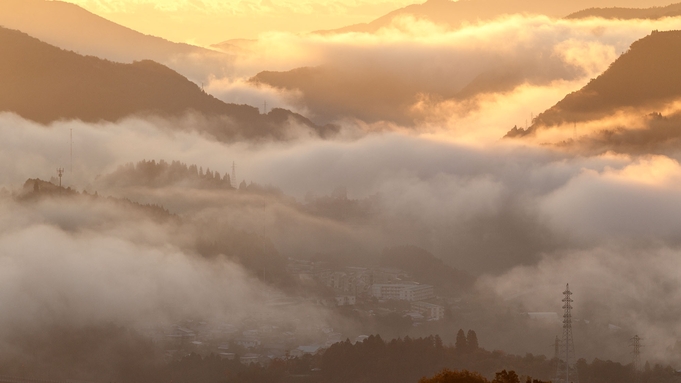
[
  {"x1": 152, "y1": 258, "x2": 456, "y2": 365},
  {"x1": 287, "y1": 258, "x2": 447, "y2": 321},
  {"x1": 154, "y1": 319, "x2": 347, "y2": 364}
]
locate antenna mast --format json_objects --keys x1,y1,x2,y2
[
  {"x1": 555, "y1": 283, "x2": 578, "y2": 383},
  {"x1": 57, "y1": 168, "x2": 64, "y2": 188},
  {"x1": 70, "y1": 128, "x2": 73, "y2": 174}
]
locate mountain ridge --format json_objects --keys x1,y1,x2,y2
[
  {"x1": 506, "y1": 30, "x2": 681, "y2": 139},
  {"x1": 566, "y1": 2, "x2": 681, "y2": 20},
  {"x1": 0, "y1": 26, "x2": 337, "y2": 140},
  {"x1": 312, "y1": 0, "x2": 673, "y2": 35}
]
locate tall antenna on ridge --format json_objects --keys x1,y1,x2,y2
[
  {"x1": 555, "y1": 283, "x2": 578, "y2": 383},
  {"x1": 57, "y1": 168, "x2": 64, "y2": 188},
  {"x1": 70, "y1": 128, "x2": 73, "y2": 174}
]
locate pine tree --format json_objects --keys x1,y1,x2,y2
[
  {"x1": 455, "y1": 329, "x2": 467, "y2": 351},
  {"x1": 467, "y1": 330, "x2": 479, "y2": 351}
]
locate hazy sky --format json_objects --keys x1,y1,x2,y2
[
  {"x1": 57, "y1": 0, "x2": 677, "y2": 45},
  {"x1": 59, "y1": 0, "x2": 415, "y2": 44}
]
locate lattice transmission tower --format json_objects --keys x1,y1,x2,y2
[
  {"x1": 555, "y1": 283, "x2": 578, "y2": 383},
  {"x1": 630, "y1": 335, "x2": 643, "y2": 371}
]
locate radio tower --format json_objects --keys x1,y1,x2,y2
[
  {"x1": 57, "y1": 168, "x2": 64, "y2": 187},
  {"x1": 630, "y1": 335, "x2": 643, "y2": 371},
  {"x1": 555, "y1": 283, "x2": 577, "y2": 383}
]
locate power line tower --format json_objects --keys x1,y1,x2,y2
[
  {"x1": 232, "y1": 161, "x2": 237, "y2": 188},
  {"x1": 555, "y1": 283, "x2": 578, "y2": 383},
  {"x1": 57, "y1": 167, "x2": 64, "y2": 187},
  {"x1": 630, "y1": 335, "x2": 643, "y2": 371}
]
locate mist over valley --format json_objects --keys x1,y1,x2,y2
[{"x1": 2, "y1": 1, "x2": 681, "y2": 382}]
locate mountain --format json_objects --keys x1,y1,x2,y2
[
  {"x1": 0, "y1": 27, "x2": 337, "y2": 140},
  {"x1": 507, "y1": 30, "x2": 681, "y2": 138},
  {"x1": 313, "y1": 0, "x2": 672, "y2": 35},
  {"x1": 0, "y1": 0, "x2": 226, "y2": 81},
  {"x1": 566, "y1": 3, "x2": 681, "y2": 20}
]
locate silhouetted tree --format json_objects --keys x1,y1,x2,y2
[
  {"x1": 456, "y1": 329, "x2": 467, "y2": 352},
  {"x1": 419, "y1": 369, "x2": 488, "y2": 383},
  {"x1": 467, "y1": 330, "x2": 479, "y2": 351},
  {"x1": 492, "y1": 370, "x2": 519, "y2": 383}
]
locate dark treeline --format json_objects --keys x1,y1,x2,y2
[
  {"x1": 318, "y1": 334, "x2": 681, "y2": 383},
  {"x1": 566, "y1": 3, "x2": 681, "y2": 21},
  {"x1": 102, "y1": 160, "x2": 288, "y2": 200},
  {"x1": 102, "y1": 159, "x2": 233, "y2": 189},
  {"x1": 5, "y1": 331, "x2": 679, "y2": 383}
]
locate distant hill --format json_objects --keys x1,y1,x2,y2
[
  {"x1": 313, "y1": 0, "x2": 672, "y2": 35},
  {"x1": 0, "y1": 27, "x2": 337, "y2": 140},
  {"x1": 0, "y1": 0, "x2": 228, "y2": 81},
  {"x1": 566, "y1": 3, "x2": 681, "y2": 20},
  {"x1": 20, "y1": 177, "x2": 290, "y2": 285},
  {"x1": 507, "y1": 30, "x2": 681, "y2": 137}
]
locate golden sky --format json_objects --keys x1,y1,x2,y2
[{"x1": 59, "y1": 0, "x2": 416, "y2": 45}]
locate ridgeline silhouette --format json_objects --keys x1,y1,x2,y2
[
  {"x1": 0, "y1": 27, "x2": 337, "y2": 140},
  {"x1": 311, "y1": 0, "x2": 671, "y2": 36},
  {"x1": 507, "y1": 30, "x2": 681, "y2": 138},
  {"x1": 566, "y1": 3, "x2": 681, "y2": 20},
  {"x1": 0, "y1": 0, "x2": 221, "y2": 72}
]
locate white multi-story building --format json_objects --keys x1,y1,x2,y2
[{"x1": 370, "y1": 284, "x2": 434, "y2": 301}]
